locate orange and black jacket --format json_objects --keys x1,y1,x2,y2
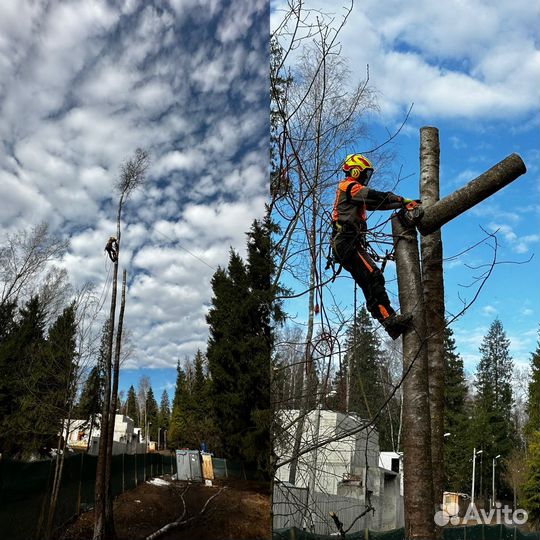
[{"x1": 332, "y1": 178, "x2": 403, "y2": 232}]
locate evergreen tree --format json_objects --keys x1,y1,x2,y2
[
  {"x1": 525, "y1": 331, "x2": 540, "y2": 439},
  {"x1": 472, "y1": 319, "x2": 515, "y2": 501},
  {"x1": 158, "y1": 389, "x2": 171, "y2": 448},
  {"x1": 76, "y1": 363, "x2": 104, "y2": 446},
  {"x1": 207, "y1": 218, "x2": 281, "y2": 474},
  {"x1": 168, "y1": 360, "x2": 190, "y2": 448},
  {"x1": 145, "y1": 387, "x2": 159, "y2": 442},
  {"x1": 0, "y1": 296, "x2": 47, "y2": 456},
  {"x1": 125, "y1": 385, "x2": 139, "y2": 426},
  {"x1": 0, "y1": 300, "x2": 17, "y2": 430},
  {"x1": 522, "y1": 431, "x2": 540, "y2": 528},
  {"x1": 331, "y1": 306, "x2": 397, "y2": 450},
  {"x1": 42, "y1": 303, "x2": 78, "y2": 442},
  {"x1": 443, "y1": 325, "x2": 471, "y2": 493}
]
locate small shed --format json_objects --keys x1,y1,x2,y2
[{"x1": 175, "y1": 449, "x2": 203, "y2": 482}]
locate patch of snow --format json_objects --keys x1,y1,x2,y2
[{"x1": 147, "y1": 477, "x2": 170, "y2": 487}]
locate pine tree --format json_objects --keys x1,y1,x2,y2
[
  {"x1": 125, "y1": 385, "x2": 139, "y2": 426},
  {"x1": 443, "y1": 325, "x2": 471, "y2": 492},
  {"x1": 472, "y1": 319, "x2": 515, "y2": 501},
  {"x1": 525, "y1": 331, "x2": 540, "y2": 439}
]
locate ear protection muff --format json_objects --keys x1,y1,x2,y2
[{"x1": 350, "y1": 167, "x2": 361, "y2": 179}]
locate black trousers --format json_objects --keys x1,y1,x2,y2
[{"x1": 332, "y1": 230, "x2": 395, "y2": 324}]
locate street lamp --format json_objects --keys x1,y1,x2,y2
[
  {"x1": 444, "y1": 432, "x2": 451, "y2": 438},
  {"x1": 492, "y1": 454, "x2": 501, "y2": 508},
  {"x1": 471, "y1": 448, "x2": 483, "y2": 508}
]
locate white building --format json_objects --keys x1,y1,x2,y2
[
  {"x1": 274, "y1": 409, "x2": 404, "y2": 533},
  {"x1": 64, "y1": 415, "x2": 145, "y2": 454}
]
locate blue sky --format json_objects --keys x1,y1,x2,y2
[
  {"x1": 0, "y1": 0, "x2": 538, "y2": 410},
  {"x1": 271, "y1": 0, "x2": 539, "y2": 381},
  {"x1": 0, "y1": 0, "x2": 269, "y2": 402}
]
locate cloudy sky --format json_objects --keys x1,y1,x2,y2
[
  {"x1": 272, "y1": 0, "x2": 539, "y2": 375},
  {"x1": 0, "y1": 0, "x2": 269, "y2": 396}
]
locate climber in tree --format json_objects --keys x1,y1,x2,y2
[
  {"x1": 104, "y1": 236, "x2": 118, "y2": 262},
  {"x1": 331, "y1": 154, "x2": 419, "y2": 339}
]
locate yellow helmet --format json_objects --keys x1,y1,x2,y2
[{"x1": 342, "y1": 154, "x2": 374, "y2": 184}]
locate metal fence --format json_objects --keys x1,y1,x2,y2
[
  {"x1": 273, "y1": 526, "x2": 540, "y2": 540},
  {"x1": 212, "y1": 456, "x2": 259, "y2": 480},
  {"x1": 0, "y1": 452, "x2": 177, "y2": 540},
  {"x1": 272, "y1": 483, "x2": 370, "y2": 535}
]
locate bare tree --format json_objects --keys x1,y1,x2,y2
[
  {"x1": 0, "y1": 222, "x2": 69, "y2": 309},
  {"x1": 94, "y1": 148, "x2": 149, "y2": 540}
]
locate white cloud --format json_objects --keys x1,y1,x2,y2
[
  {"x1": 487, "y1": 222, "x2": 539, "y2": 253},
  {"x1": 0, "y1": 1, "x2": 268, "y2": 371},
  {"x1": 481, "y1": 305, "x2": 498, "y2": 316},
  {"x1": 272, "y1": 0, "x2": 540, "y2": 121}
]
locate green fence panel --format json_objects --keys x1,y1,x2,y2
[
  {"x1": 110, "y1": 454, "x2": 124, "y2": 498},
  {"x1": 273, "y1": 526, "x2": 540, "y2": 540},
  {"x1": 123, "y1": 454, "x2": 136, "y2": 492},
  {"x1": 53, "y1": 454, "x2": 83, "y2": 531},
  {"x1": 0, "y1": 458, "x2": 53, "y2": 540},
  {"x1": 369, "y1": 528, "x2": 406, "y2": 540},
  {"x1": 212, "y1": 457, "x2": 227, "y2": 478},
  {"x1": 78, "y1": 453, "x2": 97, "y2": 512}
]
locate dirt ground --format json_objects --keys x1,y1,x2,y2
[{"x1": 59, "y1": 476, "x2": 270, "y2": 540}]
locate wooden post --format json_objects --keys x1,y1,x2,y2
[
  {"x1": 392, "y1": 213, "x2": 435, "y2": 540},
  {"x1": 417, "y1": 153, "x2": 526, "y2": 236},
  {"x1": 419, "y1": 127, "x2": 446, "y2": 528}
]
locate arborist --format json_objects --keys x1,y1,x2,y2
[
  {"x1": 331, "y1": 153, "x2": 421, "y2": 340},
  {"x1": 104, "y1": 236, "x2": 118, "y2": 262}
]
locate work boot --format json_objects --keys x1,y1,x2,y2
[{"x1": 383, "y1": 313, "x2": 413, "y2": 340}]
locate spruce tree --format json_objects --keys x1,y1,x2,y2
[
  {"x1": 168, "y1": 360, "x2": 190, "y2": 449},
  {"x1": 334, "y1": 306, "x2": 397, "y2": 450},
  {"x1": 443, "y1": 325, "x2": 471, "y2": 492},
  {"x1": 207, "y1": 218, "x2": 281, "y2": 474},
  {"x1": 0, "y1": 300, "x2": 17, "y2": 437},
  {"x1": 145, "y1": 387, "x2": 159, "y2": 442},
  {"x1": 1, "y1": 296, "x2": 47, "y2": 456},
  {"x1": 472, "y1": 318, "x2": 515, "y2": 501},
  {"x1": 77, "y1": 366, "x2": 104, "y2": 419},
  {"x1": 525, "y1": 331, "x2": 540, "y2": 439},
  {"x1": 522, "y1": 431, "x2": 540, "y2": 527},
  {"x1": 125, "y1": 385, "x2": 139, "y2": 425},
  {"x1": 43, "y1": 303, "x2": 78, "y2": 429},
  {"x1": 158, "y1": 390, "x2": 171, "y2": 448}
]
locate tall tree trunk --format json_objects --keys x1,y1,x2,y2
[
  {"x1": 419, "y1": 127, "x2": 445, "y2": 529},
  {"x1": 392, "y1": 214, "x2": 435, "y2": 540},
  {"x1": 94, "y1": 198, "x2": 123, "y2": 540},
  {"x1": 104, "y1": 270, "x2": 127, "y2": 535}
]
